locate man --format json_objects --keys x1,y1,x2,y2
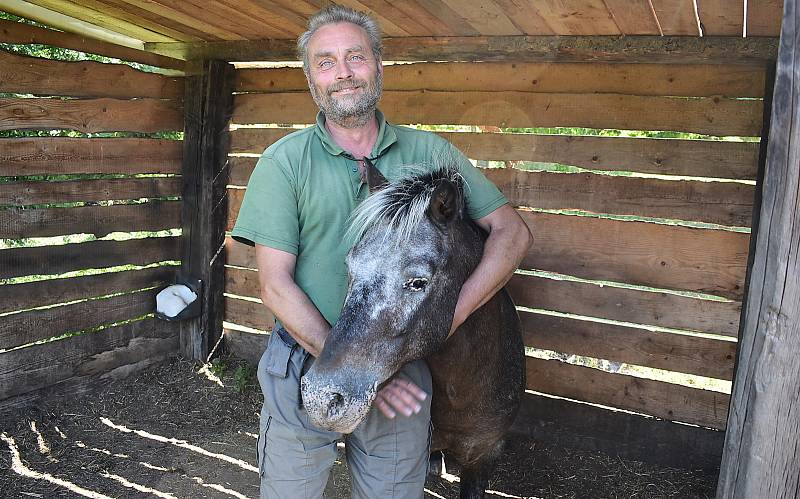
[{"x1": 231, "y1": 5, "x2": 532, "y2": 498}]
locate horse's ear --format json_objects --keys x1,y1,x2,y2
[
  {"x1": 428, "y1": 181, "x2": 459, "y2": 226},
  {"x1": 365, "y1": 158, "x2": 388, "y2": 192}
]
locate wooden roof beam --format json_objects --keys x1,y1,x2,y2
[{"x1": 145, "y1": 35, "x2": 778, "y2": 65}]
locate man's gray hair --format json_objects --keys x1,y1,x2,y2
[{"x1": 297, "y1": 5, "x2": 383, "y2": 73}]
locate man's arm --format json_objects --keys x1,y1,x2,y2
[
  {"x1": 255, "y1": 244, "x2": 329, "y2": 357},
  {"x1": 449, "y1": 204, "x2": 533, "y2": 336}
]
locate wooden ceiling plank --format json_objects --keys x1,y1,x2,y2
[
  {"x1": 527, "y1": 0, "x2": 620, "y2": 35},
  {"x1": 603, "y1": 0, "x2": 661, "y2": 34},
  {"x1": 24, "y1": 0, "x2": 177, "y2": 42},
  {"x1": 244, "y1": 0, "x2": 312, "y2": 33},
  {"x1": 437, "y1": 0, "x2": 523, "y2": 35},
  {"x1": 650, "y1": 0, "x2": 701, "y2": 35},
  {"x1": 301, "y1": 0, "x2": 412, "y2": 36},
  {"x1": 411, "y1": 0, "x2": 483, "y2": 36},
  {"x1": 746, "y1": 0, "x2": 784, "y2": 36},
  {"x1": 146, "y1": 35, "x2": 778, "y2": 64},
  {"x1": 114, "y1": 0, "x2": 248, "y2": 40},
  {"x1": 84, "y1": 0, "x2": 211, "y2": 41},
  {"x1": 215, "y1": 0, "x2": 307, "y2": 36},
  {"x1": 167, "y1": 0, "x2": 295, "y2": 39},
  {"x1": 342, "y1": 0, "x2": 436, "y2": 35},
  {"x1": 0, "y1": 18, "x2": 185, "y2": 69},
  {"x1": 489, "y1": 0, "x2": 555, "y2": 35},
  {"x1": 697, "y1": 0, "x2": 744, "y2": 35}
]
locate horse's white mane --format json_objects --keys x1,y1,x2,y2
[{"x1": 347, "y1": 163, "x2": 465, "y2": 245}]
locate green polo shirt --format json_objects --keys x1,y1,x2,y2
[{"x1": 231, "y1": 110, "x2": 507, "y2": 327}]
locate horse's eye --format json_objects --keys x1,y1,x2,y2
[{"x1": 403, "y1": 278, "x2": 428, "y2": 292}]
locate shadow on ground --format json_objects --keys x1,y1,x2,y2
[{"x1": 0, "y1": 356, "x2": 717, "y2": 498}]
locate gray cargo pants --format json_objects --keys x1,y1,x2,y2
[{"x1": 256, "y1": 328, "x2": 433, "y2": 498}]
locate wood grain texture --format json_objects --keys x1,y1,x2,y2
[
  {"x1": 0, "y1": 236, "x2": 182, "y2": 279},
  {"x1": 224, "y1": 297, "x2": 274, "y2": 332},
  {"x1": 229, "y1": 129, "x2": 760, "y2": 180},
  {"x1": 232, "y1": 91, "x2": 763, "y2": 136},
  {"x1": 111, "y1": 0, "x2": 246, "y2": 40},
  {"x1": 525, "y1": 356, "x2": 729, "y2": 429},
  {"x1": 506, "y1": 273, "x2": 742, "y2": 336},
  {"x1": 747, "y1": 0, "x2": 785, "y2": 36},
  {"x1": 603, "y1": 0, "x2": 661, "y2": 34},
  {"x1": 0, "y1": 177, "x2": 182, "y2": 206},
  {"x1": 66, "y1": 0, "x2": 209, "y2": 41},
  {"x1": 0, "y1": 137, "x2": 183, "y2": 176},
  {"x1": 224, "y1": 265, "x2": 262, "y2": 299},
  {"x1": 0, "y1": 201, "x2": 182, "y2": 239},
  {"x1": 485, "y1": 167, "x2": 755, "y2": 226},
  {"x1": 148, "y1": 35, "x2": 778, "y2": 64},
  {"x1": 0, "y1": 19, "x2": 184, "y2": 70},
  {"x1": 521, "y1": 311, "x2": 736, "y2": 379},
  {"x1": 234, "y1": 62, "x2": 766, "y2": 97},
  {"x1": 0, "y1": 49, "x2": 183, "y2": 99},
  {"x1": 0, "y1": 266, "x2": 174, "y2": 315},
  {"x1": 0, "y1": 318, "x2": 179, "y2": 403},
  {"x1": 0, "y1": 288, "x2": 159, "y2": 350},
  {"x1": 437, "y1": 0, "x2": 522, "y2": 35},
  {"x1": 718, "y1": 0, "x2": 800, "y2": 494},
  {"x1": 698, "y1": 0, "x2": 745, "y2": 35},
  {"x1": 529, "y1": 0, "x2": 620, "y2": 34},
  {"x1": 651, "y1": 0, "x2": 701, "y2": 35},
  {"x1": 0, "y1": 97, "x2": 183, "y2": 133}
]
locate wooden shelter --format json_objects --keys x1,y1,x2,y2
[{"x1": 0, "y1": 1, "x2": 797, "y2": 496}]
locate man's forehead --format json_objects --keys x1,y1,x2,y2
[{"x1": 308, "y1": 22, "x2": 372, "y2": 54}]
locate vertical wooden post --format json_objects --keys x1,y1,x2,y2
[
  {"x1": 179, "y1": 60, "x2": 234, "y2": 361},
  {"x1": 716, "y1": 0, "x2": 800, "y2": 496}
]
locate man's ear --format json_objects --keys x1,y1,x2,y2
[
  {"x1": 365, "y1": 158, "x2": 388, "y2": 192},
  {"x1": 428, "y1": 181, "x2": 459, "y2": 226}
]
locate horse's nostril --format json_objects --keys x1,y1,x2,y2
[{"x1": 326, "y1": 392, "x2": 345, "y2": 418}]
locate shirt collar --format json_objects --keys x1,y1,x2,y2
[{"x1": 313, "y1": 109, "x2": 398, "y2": 159}]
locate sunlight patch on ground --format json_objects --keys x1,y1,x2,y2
[
  {"x1": 424, "y1": 489, "x2": 448, "y2": 498},
  {"x1": 75, "y1": 441, "x2": 129, "y2": 458},
  {"x1": 99, "y1": 471, "x2": 177, "y2": 499},
  {"x1": 1, "y1": 433, "x2": 113, "y2": 499},
  {"x1": 28, "y1": 422, "x2": 53, "y2": 460},
  {"x1": 198, "y1": 363, "x2": 225, "y2": 387},
  {"x1": 191, "y1": 476, "x2": 250, "y2": 499},
  {"x1": 99, "y1": 417, "x2": 259, "y2": 473},
  {"x1": 238, "y1": 430, "x2": 258, "y2": 439}
]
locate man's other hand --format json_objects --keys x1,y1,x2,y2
[{"x1": 374, "y1": 376, "x2": 428, "y2": 419}]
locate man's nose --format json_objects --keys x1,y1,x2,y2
[{"x1": 336, "y1": 60, "x2": 354, "y2": 79}]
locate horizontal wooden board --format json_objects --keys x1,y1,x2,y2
[
  {"x1": 229, "y1": 129, "x2": 760, "y2": 180},
  {"x1": 0, "y1": 137, "x2": 183, "y2": 176},
  {"x1": 224, "y1": 265, "x2": 261, "y2": 298},
  {"x1": 1, "y1": 288, "x2": 159, "y2": 350},
  {"x1": 224, "y1": 296, "x2": 274, "y2": 331},
  {"x1": 1, "y1": 200, "x2": 181, "y2": 239},
  {"x1": 512, "y1": 392, "x2": 725, "y2": 470},
  {"x1": 0, "y1": 19, "x2": 184, "y2": 71},
  {"x1": 0, "y1": 49, "x2": 183, "y2": 99},
  {"x1": 0, "y1": 236, "x2": 181, "y2": 279},
  {"x1": 0, "y1": 177, "x2": 182, "y2": 206},
  {"x1": 485, "y1": 168, "x2": 755, "y2": 226},
  {"x1": 507, "y1": 273, "x2": 742, "y2": 336},
  {"x1": 0, "y1": 318, "x2": 179, "y2": 403},
  {"x1": 520, "y1": 211, "x2": 750, "y2": 300},
  {"x1": 521, "y1": 311, "x2": 736, "y2": 380},
  {"x1": 225, "y1": 209, "x2": 749, "y2": 301},
  {"x1": 0, "y1": 97, "x2": 183, "y2": 133},
  {"x1": 525, "y1": 356, "x2": 729, "y2": 429},
  {"x1": 223, "y1": 328, "x2": 268, "y2": 367},
  {"x1": 233, "y1": 91, "x2": 763, "y2": 136},
  {"x1": 0, "y1": 266, "x2": 173, "y2": 315},
  {"x1": 235, "y1": 63, "x2": 766, "y2": 98}
]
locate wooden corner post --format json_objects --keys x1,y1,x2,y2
[
  {"x1": 180, "y1": 60, "x2": 234, "y2": 361},
  {"x1": 716, "y1": 0, "x2": 800, "y2": 496}
]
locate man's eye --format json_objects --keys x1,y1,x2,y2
[
  {"x1": 349, "y1": 54, "x2": 365, "y2": 62},
  {"x1": 319, "y1": 60, "x2": 334, "y2": 68},
  {"x1": 402, "y1": 278, "x2": 428, "y2": 292}
]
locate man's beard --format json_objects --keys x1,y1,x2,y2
[{"x1": 309, "y1": 70, "x2": 383, "y2": 129}]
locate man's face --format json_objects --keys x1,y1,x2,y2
[{"x1": 305, "y1": 22, "x2": 383, "y2": 127}]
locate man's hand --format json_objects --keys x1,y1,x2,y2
[{"x1": 374, "y1": 376, "x2": 428, "y2": 419}]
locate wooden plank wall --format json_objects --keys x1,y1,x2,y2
[
  {"x1": 223, "y1": 62, "x2": 762, "y2": 435},
  {"x1": 0, "y1": 46, "x2": 184, "y2": 409}
]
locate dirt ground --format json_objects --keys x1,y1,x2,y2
[{"x1": 1, "y1": 356, "x2": 718, "y2": 498}]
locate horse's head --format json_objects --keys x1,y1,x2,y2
[{"x1": 300, "y1": 161, "x2": 482, "y2": 433}]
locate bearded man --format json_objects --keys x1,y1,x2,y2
[{"x1": 231, "y1": 5, "x2": 532, "y2": 498}]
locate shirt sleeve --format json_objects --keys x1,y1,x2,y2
[
  {"x1": 230, "y1": 153, "x2": 300, "y2": 255},
  {"x1": 439, "y1": 140, "x2": 508, "y2": 220}
]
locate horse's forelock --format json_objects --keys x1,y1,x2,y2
[{"x1": 346, "y1": 165, "x2": 464, "y2": 245}]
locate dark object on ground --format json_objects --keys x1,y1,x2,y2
[{"x1": 0, "y1": 356, "x2": 717, "y2": 498}]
